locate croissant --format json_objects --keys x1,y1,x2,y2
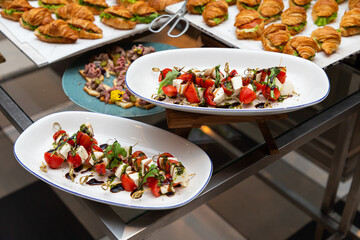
[
  {"x1": 311, "y1": 26, "x2": 341, "y2": 54},
  {"x1": 339, "y1": 8, "x2": 360, "y2": 37},
  {"x1": 56, "y1": 3, "x2": 95, "y2": 21},
  {"x1": 283, "y1": 36, "x2": 319, "y2": 60},
  {"x1": 281, "y1": 6, "x2": 307, "y2": 35},
  {"x1": 148, "y1": 0, "x2": 183, "y2": 12},
  {"x1": 288, "y1": 0, "x2": 311, "y2": 9},
  {"x1": 38, "y1": 0, "x2": 69, "y2": 13},
  {"x1": 261, "y1": 23, "x2": 291, "y2": 52},
  {"x1": 258, "y1": 0, "x2": 284, "y2": 25},
  {"x1": 127, "y1": 1, "x2": 159, "y2": 23},
  {"x1": 66, "y1": 17, "x2": 102, "y2": 38},
  {"x1": 349, "y1": 0, "x2": 360, "y2": 10},
  {"x1": 0, "y1": 0, "x2": 14, "y2": 9},
  {"x1": 202, "y1": 0, "x2": 228, "y2": 27},
  {"x1": 34, "y1": 19, "x2": 78, "y2": 43},
  {"x1": 20, "y1": 7, "x2": 54, "y2": 31},
  {"x1": 234, "y1": 9, "x2": 264, "y2": 39},
  {"x1": 78, "y1": 0, "x2": 108, "y2": 15},
  {"x1": 312, "y1": 0, "x2": 338, "y2": 26},
  {"x1": 100, "y1": 5, "x2": 136, "y2": 29},
  {"x1": 117, "y1": 0, "x2": 138, "y2": 6},
  {"x1": 186, "y1": 0, "x2": 211, "y2": 14},
  {"x1": 236, "y1": 0, "x2": 260, "y2": 11},
  {"x1": 0, "y1": 0, "x2": 33, "y2": 21}
]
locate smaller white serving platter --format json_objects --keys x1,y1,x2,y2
[{"x1": 126, "y1": 48, "x2": 330, "y2": 116}]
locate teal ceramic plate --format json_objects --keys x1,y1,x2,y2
[{"x1": 62, "y1": 42, "x2": 177, "y2": 118}]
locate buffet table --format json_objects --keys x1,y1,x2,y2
[{"x1": 1, "y1": 19, "x2": 360, "y2": 239}]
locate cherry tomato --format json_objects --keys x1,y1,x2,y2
[
  {"x1": 44, "y1": 152, "x2": 63, "y2": 169},
  {"x1": 147, "y1": 177, "x2": 161, "y2": 197},
  {"x1": 229, "y1": 69, "x2": 238, "y2": 78},
  {"x1": 184, "y1": 82, "x2": 200, "y2": 103},
  {"x1": 242, "y1": 77, "x2": 251, "y2": 86},
  {"x1": 95, "y1": 162, "x2": 106, "y2": 175},
  {"x1": 162, "y1": 85, "x2": 178, "y2": 98},
  {"x1": 158, "y1": 68, "x2": 172, "y2": 82},
  {"x1": 133, "y1": 156, "x2": 147, "y2": 171},
  {"x1": 53, "y1": 130, "x2": 66, "y2": 141},
  {"x1": 121, "y1": 173, "x2": 137, "y2": 192},
  {"x1": 67, "y1": 153, "x2": 82, "y2": 168},
  {"x1": 67, "y1": 139, "x2": 75, "y2": 146},
  {"x1": 131, "y1": 151, "x2": 146, "y2": 159},
  {"x1": 92, "y1": 145, "x2": 103, "y2": 152},
  {"x1": 262, "y1": 86, "x2": 281, "y2": 101},
  {"x1": 221, "y1": 77, "x2": 234, "y2": 96},
  {"x1": 276, "y1": 70, "x2": 286, "y2": 84},
  {"x1": 177, "y1": 72, "x2": 194, "y2": 82},
  {"x1": 204, "y1": 87, "x2": 216, "y2": 106},
  {"x1": 77, "y1": 132, "x2": 92, "y2": 150},
  {"x1": 239, "y1": 87, "x2": 257, "y2": 104},
  {"x1": 195, "y1": 77, "x2": 215, "y2": 88},
  {"x1": 254, "y1": 82, "x2": 264, "y2": 91}
]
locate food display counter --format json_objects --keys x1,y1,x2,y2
[{"x1": 0, "y1": 9, "x2": 360, "y2": 239}]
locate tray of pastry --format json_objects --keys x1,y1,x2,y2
[
  {"x1": 0, "y1": 0, "x2": 182, "y2": 66},
  {"x1": 166, "y1": 0, "x2": 360, "y2": 68}
]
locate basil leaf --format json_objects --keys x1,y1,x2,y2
[
  {"x1": 158, "y1": 69, "x2": 179, "y2": 94},
  {"x1": 109, "y1": 158, "x2": 121, "y2": 169},
  {"x1": 141, "y1": 165, "x2": 159, "y2": 186},
  {"x1": 214, "y1": 65, "x2": 221, "y2": 88}
]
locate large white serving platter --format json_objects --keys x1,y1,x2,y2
[
  {"x1": 13, "y1": 111, "x2": 212, "y2": 209},
  {"x1": 166, "y1": 1, "x2": 360, "y2": 69},
  {"x1": 126, "y1": 48, "x2": 330, "y2": 116}
]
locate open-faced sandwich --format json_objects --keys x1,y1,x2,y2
[
  {"x1": 38, "y1": 0, "x2": 69, "y2": 13},
  {"x1": 100, "y1": 5, "x2": 136, "y2": 29},
  {"x1": 34, "y1": 19, "x2": 78, "y2": 43},
  {"x1": 20, "y1": 7, "x2": 54, "y2": 30},
  {"x1": 126, "y1": 1, "x2": 159, "y2": 23},
  {"x1": 78, "y1": 0, "x2": 108, "y2": 15},
  {"x1": 0, "y1": 0, "x2": 33, "y2": 21},
  {"x1": 66, "y1": 18, "x2": 102, "y2": 39},
  {"x1": 56, "y1": 2, "x2": 95, "y2": 21}
]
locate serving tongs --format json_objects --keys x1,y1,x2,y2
[{"x1": 148, "y1": 0, "x2": 189, "y2": 38}]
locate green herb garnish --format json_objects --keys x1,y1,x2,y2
[
  {"x1": 315, "y1": 13, "x2": 337, "y2": 26},
  {"x1": 158, "y1": 69, "x2": 180, "y2": 94}
]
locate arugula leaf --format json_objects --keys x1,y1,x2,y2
[{"x1": 158, "y1": 69, "x2": 179, "y2": 94}]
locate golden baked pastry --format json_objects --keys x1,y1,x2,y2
[
  {"x1": 258, "y1": 0, "x2": 284, "y2": 25},
  {"x1": 283, "y1": 36, "x2": 319, "y2": 60},
  {"x1": 260, "y1": 23, "x2": 291, "y2": 52},
  {"x1": 202, "y1": 0, "x2": 228, "y2": 27},
  {"x1": 127, "y1": 1, "x2": 159, "y2": 23},
  {"x1": 78, "y1": 0, "x2": 108, "y2": 15},
  {"x1": 311, "y1": 26, "x2": 341, "y2": 54},
  {"x1": 66, "y1": 17, "x2": 102, "y2": 38},
  {"x1": 117, "y1": 0, "x2": 138, "y2": 7},
  {"x1": 0, "y1": 0, "x2": 33, "y2": 21},
  {"x1": 34, "y1": 19, "x2": 78, "y2": 43},
  {"x1": 339, "y1": 8, "x2": 360, "y2": 37},
  {"x1": 312, "y1": 0, "x2": 338, "y2": 26},
  {"x1": 148, "y1": 0, "x2": 183, "y2": 12},
  {"x1": 288, "y1": 0, "x2": 311, "y2": 9},
  {"x1": 38, "y1": 0, "x2": 69, "y2": 13},
  {"x1": 236, "y1": 0, "x2": 260, "y2": 11},
  {"x1": 349, "y1": 0, "x2": 360, "y2": 10},
  {"x1": 186, "y1": 0, "x2": 211, "y2": 14},
  {"x1": 56, "y1": 3, "x2": 95, "y2": 21},
  {"x1": 281, "y1": 6, "x2": 307, "y2": 35},
  {"x1": 0, "y1": 0, "x2": 14, "y2": 9},
  {"x1": 20, "y1": 7, "x2": 54, "y2": 30},
  {"x1": 234, "y1": 9, "x2": 264, "y2": 39},
  {"x1": 100, "y1": 5, "x2": 136, "y2": 29}
]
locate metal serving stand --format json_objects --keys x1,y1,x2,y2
[{"x1": 1, "y1": 24, "x2": 360, "y2": 239}]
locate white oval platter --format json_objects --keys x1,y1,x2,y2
[{"x1": 13, "y1": 111, "x2": 212, "y2": 210}]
